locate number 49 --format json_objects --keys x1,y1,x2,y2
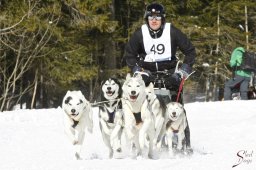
[{"x1": 150, "y1": 44, "x2": 165, "y2": 54}]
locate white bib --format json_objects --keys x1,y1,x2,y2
[{"x1": 142, "y1": 23, "x2": 172, "y2": 62}]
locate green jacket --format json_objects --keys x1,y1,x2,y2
[{"x1": 230, "y1": 47, "x2": 251, "y2": 78}]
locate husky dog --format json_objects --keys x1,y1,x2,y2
[
  {"x1": 62, "y1": 90, "x2": 93, "y2": 160},
  {"x1": 99, "y1": 78, "x2": 124, "y2": 158},
  {"x1": 145, "y1": 82, "x2": 166, "y2": 148},
  {"x1": 122, "y1": 73, "x2": 155, "y2": 158},
  {"x1": 165, "y1": 102, "x2": 187, "y2": 157}
]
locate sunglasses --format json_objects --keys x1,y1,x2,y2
[{"x1": 148, "y1": 15, "x2": 162, "y2": 21}]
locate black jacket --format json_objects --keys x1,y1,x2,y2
[{"x1": 124, "y1": 23, "x2": 196, "y2": 72}]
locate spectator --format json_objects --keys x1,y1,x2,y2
[{"x1": 224, "y1": 47, "x2": 252, "y2": 100}]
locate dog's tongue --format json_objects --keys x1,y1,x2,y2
[
  {"x1": 130, "y1": 95, "x2": 137, "y2": 100},
  {"x1": 107, "y1": 91, "x2": 113, "y2": 96}
]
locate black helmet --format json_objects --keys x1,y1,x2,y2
[{"x1": 144, "y1": 3, "x2": 166, "y2": 20}]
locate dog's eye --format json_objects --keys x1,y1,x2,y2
[
  {"x1": 77, "y1": 99, "x2": 83, "y2": 105},
  {"x1": 128, "y1": 85, "x2": 131, "y2": 87},
  {"x1": 136, "y1": 85, "x2": 140, "y2": 87},
  {"x1": 112, "y1": 83, "x2": 116, "y2": 85}
]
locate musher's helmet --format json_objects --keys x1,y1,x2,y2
[{"x1": 144, "y1": 3, "x2": 166, "y2": 23}]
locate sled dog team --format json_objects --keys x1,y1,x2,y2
[{"x1": 62, "y1": 73, "x2": 189, "y2": 160}]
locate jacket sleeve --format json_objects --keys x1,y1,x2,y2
[
  {"x1": 230, "y1": 48, "x2": 244, "y2": 67},
  {"x1": 171, "y1": 26, "x2": 196, "y2": 67},
  {"x1": 124, "y1": 29, "x2": 145, "y2": 69}
]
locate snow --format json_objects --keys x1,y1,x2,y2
[{"x1": 0, "y1": 100, "x2": 255, "y2": 170}]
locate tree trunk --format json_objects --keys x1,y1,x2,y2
[
  {"x1": 31, "y1": 69, "x2": 38, "y2": 109},
  {"x1": 245, "y1": 5, "x2": 249, "y2": 50},
  {"x1": 105, "y1": 0, "x2": 116, "y2": 70}
]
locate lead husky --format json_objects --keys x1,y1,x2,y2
[
  {"x1": 62, "y1": 90, "x2": 93, "y2": 160},
  {"x1": 99, "y1": 78, "x2": 124, "y2": 158},
  {"x1": 122, "y1": 73, "x2": 155, "y2": 158},
  {"x1": 145, "y1": 82, "x2": 166, "y2": 148},
  {"x1": 165, "y1": 102, "x2": 187, "y2": 157}
]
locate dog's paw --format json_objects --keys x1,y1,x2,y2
[
  {"x1": 168, "y1": 149, "x2": 175, "y2": 158},
  {"x1": 184, "y1": 147, "x2": 193, "y2": 156},
  {"x1": 148, "y1": 151, "x2": 159, "y2": 160},
  {"x1": 116, "y1": 148, "x2": 122, "y2": 152},
  {"x1": 113, "y1": 152, "x2": 123, "y2": 159},
  {"x1": 177, "y1": 144, "x2": 182, "y2": 150},
  {"x1": 73, "y1": 140, "x2": 78, "y2": 145},
  {"x1": 75, "y1": 152, "x2": 82, "y2": 160}
]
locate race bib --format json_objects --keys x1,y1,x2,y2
[{"x1": 142, "y1": 23, "x2": 172, "y2": 62}]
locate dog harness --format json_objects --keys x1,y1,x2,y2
[
  {"x1": 133, "y1": 112, "x2": 143, "y2": 125},
  {"x1": 166, "y1": 119, "x2": 179, "y2": 133},
  {"x1": 72, "y1": 119, "x2": 79, "y2": 128},
  {"x1": 100, "y1": 100, "x2": 122, "y2": 124},
  {"x1": 107, "y1": 110, "x2": 115, "y2": 123}
]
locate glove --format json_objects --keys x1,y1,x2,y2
[
  {"x1": 170, "y1": 73, "x2": 182, "y2": 87},
  {"x1": 132, "y1": 65, "x2": 143, "y2": 73},
  {"x1": 132, "y1": 66, "x2": 151, "y2": 86},
  {"x1": 132, "y1": 66, "x2": 151, "y2": 77},
  {"x1": 179, "y1": 63, "x2": 192, "y2": 79}
]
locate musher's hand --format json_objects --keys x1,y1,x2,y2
[
  {"x1": 132, "y1": 66, "x2": 151, "y2": 77},
  {"x1": 171, "y1": 72, "x2": 182, "y2": 86},
  {"x1": 177, "y1": 63, "x2": 192, "y2": 79},
  {"x1": 132, "y1": 66, "x2": 151, "y2": 86}
]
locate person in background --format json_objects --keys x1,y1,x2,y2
[
  {"x1": 224, "y1": 47, "x2": 252, "y2": 100},
  {"x1": 123, "y1": 2, "x2": 195, "y2": 154}
]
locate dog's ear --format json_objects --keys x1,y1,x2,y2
[
  {"x1": 77, "y1": 90, "x2": 87, "y2": 102},
  {"x1": 134, "y1": 73, "x2": 142, "y2": 80},
  {"x1": 66, "y1": 90, "x2": 71, "y2": 95},
  {"x1": 77, "y1": 90, "x2": 83, "y2": 96},
  {"x1": 100, "y1": 80, "x2": 105, "y2": 87},
  {"x1": 166, "y1": 102, "x2": 174, "y2": 109},
  {"x1": 126, "y1": 73, "x2": 131, "y2": 80},
  {"x1": 177, "y1": 102, "x2": 183, "y2": 108},
  {"x1": 149, "y1": 82, "x2": 154, "y2": 89}
]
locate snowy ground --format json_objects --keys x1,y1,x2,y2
[{"x1": 0, "y1": 100, "x2": 255, "y2": 170}]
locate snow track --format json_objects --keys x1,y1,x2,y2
[{"x1": 0, "y1": 101, "x2": 255, "y2": 170}]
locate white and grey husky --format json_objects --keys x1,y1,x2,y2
[
  {"x1": 122, "y1": 73, "x2": 155, "y2": 158},
  {"x1": 62, "y1": 90, "x2": 93, "y2": 160},
  {"x1": 145, "y1": 82, "x2": 167, "y2": 148},
  {"x1": 165, "y1": 102, "x2": 187, "y2": 157},
  {"x1": 99, "y1": 78, "x2": 124, "y2": 158}
]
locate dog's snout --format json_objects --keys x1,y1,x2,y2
[
  {"x1": 172, "y1": 112, "x2": 176, "y2": 116},
  {"x1": 71, "y1": 109, "x2": 76, "y2": 113},
  {"x1": 107, "y1": 87, "x2": 111, "y2": 90},
  {"x1": 131, "y1": 91, "x2": 136, "y2": 95}
]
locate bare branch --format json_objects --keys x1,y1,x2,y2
[{"x1": 0, "y1": 14, "x2": 27, "y2": 33}]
